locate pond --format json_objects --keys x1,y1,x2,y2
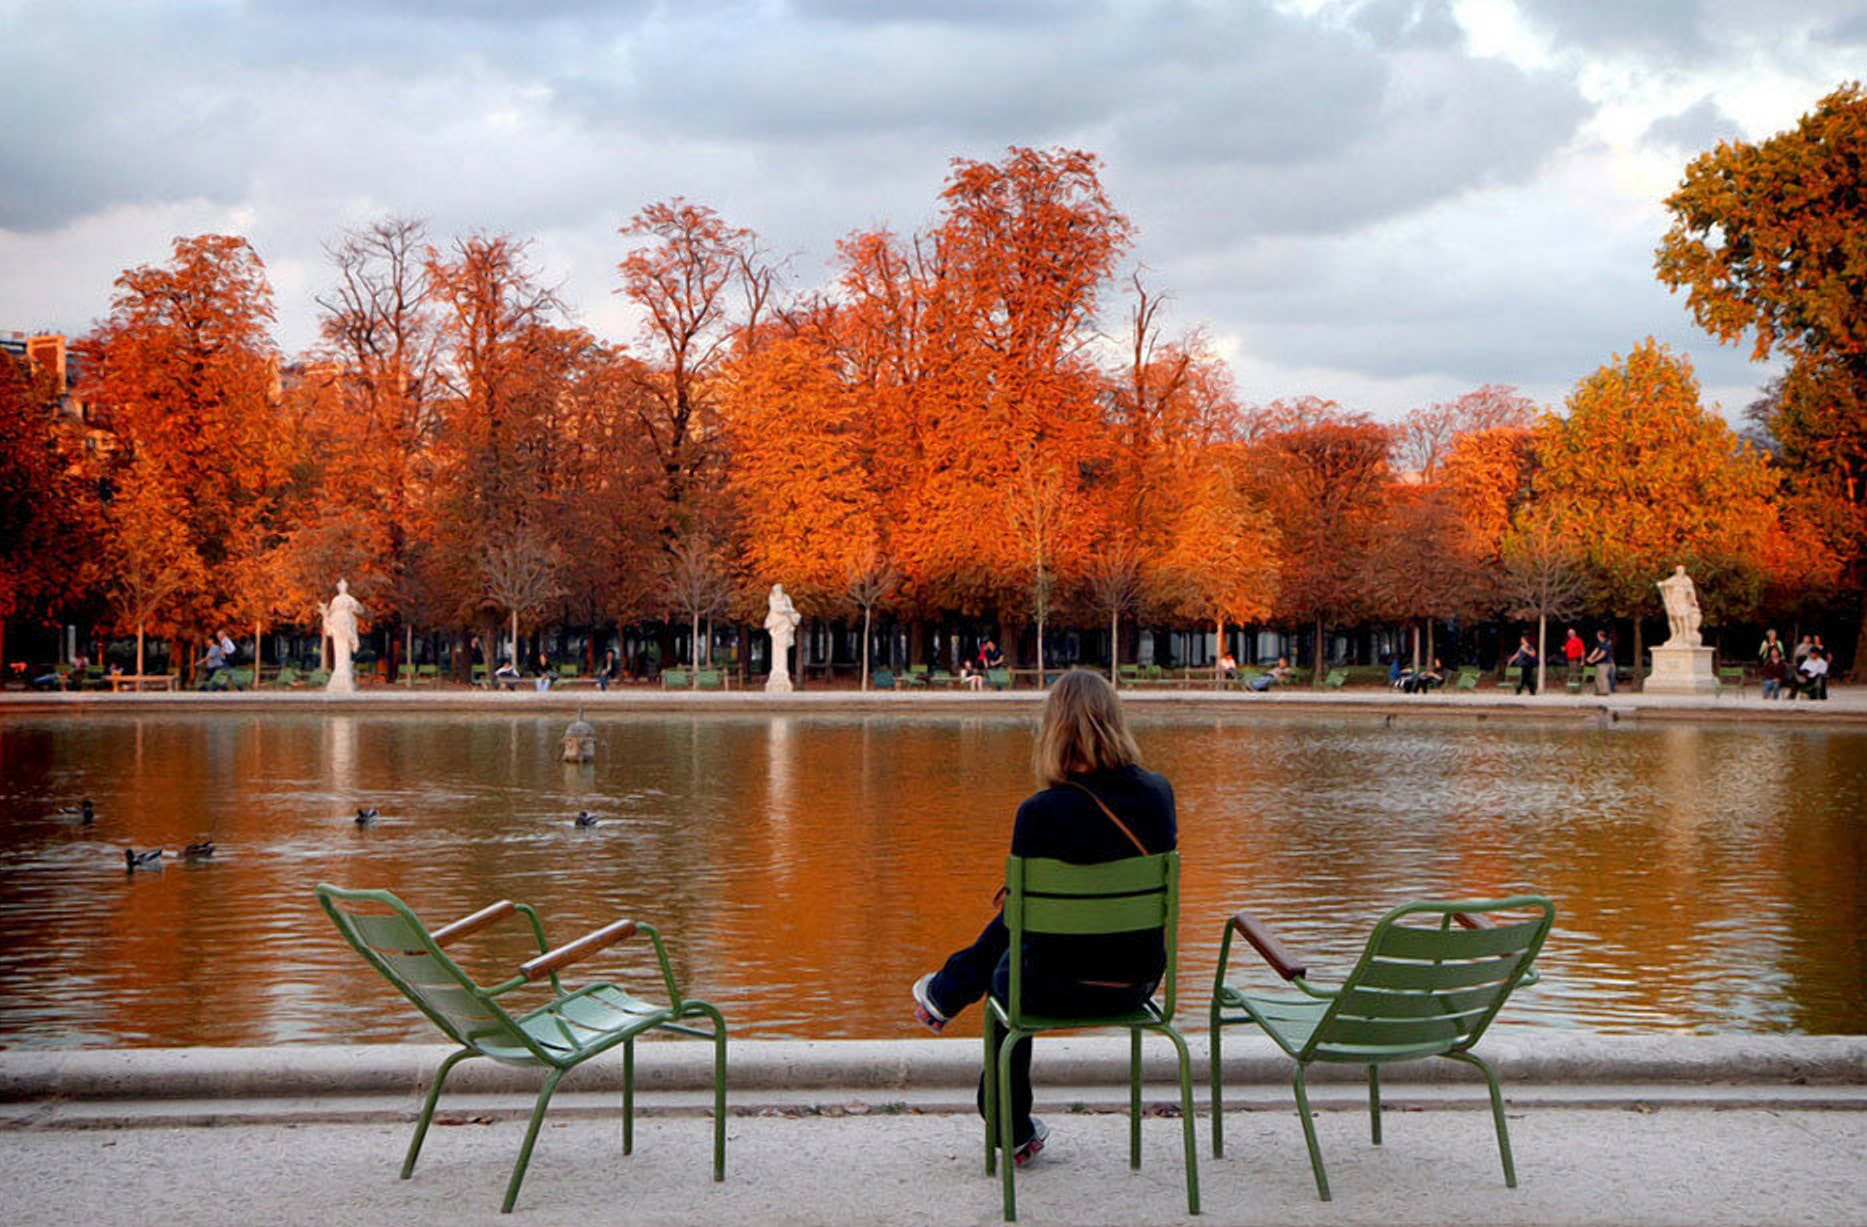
[{"x1": 0, "y1": 709, "x2": 1862, "y2": 1048}]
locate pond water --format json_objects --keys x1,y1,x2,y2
[{"x1": 0, "y1": 710, "x2": 1862, "y2": 1048}]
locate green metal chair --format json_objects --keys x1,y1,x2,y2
[
  {"x1": 695, "y1": 668, "x2": 723, "y2": 690},
  {"x1": 985, "y1": 852, "x2": 1199, "y2": 1221},
  {"x1": 1500, "y1": 665, "x2": 1522, "y2": 689},
  {"x1": 1209, "y1": 896, "x2": 1554, "y2": 1201},
  {"x1": 1322, "y1": 669, "x2": 1348, "y2": 688},
  {"x1": 871, "y1": 668, "x2": 896, "y2": 690},
  {"x1": 1454, "y1": 667, "x2": 1480, "y2": 691},
  {"x1": 661, "y1": 667, "x2": 690, "y2": 689},
  {"x1": 314, "y1": 885, "x2": 728, "y2": 1214},
  {"x1": 987, "y1": 667, "x2": 1013, "y2": 691},
  {"x1": 1717, "y1": 666, "x2": 1747, "y2": 698}
]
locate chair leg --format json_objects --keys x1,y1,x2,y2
[
  {"x1": 402, "y1": 1048, "x2": 476, "y2": 1179},
  {"x1": 1130, "y1": 1028, "x2": 1143, "y2": 1169},
  {"x1": 1447, "y1": 1050, "x2": 1516, "y2": 1188},
  {"x1": 1368, "y1": 1064, "x2": 1382, "y2": 1145},
  {"x1": 623, "y1": 1037, "x2": 635, "y2": 1156},
  {"x1": 1292, "y1": 1064, "x2": 1331, "y2": 1201},
  {"x1": 1158, "y1": 1024, "x2": 1202, "y2": 1217},
  {"x1": 1209, "y1": 1007, "x2": 1226, "y2": 1158},
  {"x1": 983, "y1": 1018, "x2": 1000, "y2": 1176},
  {"x1": 690, "y1": 1000, "x2": 731, "y2": 1182},
  {"x1": 502, "y1": 1067, "x2": 567, "y2": 1214},
  {"x1": 998, "y1": 1028, "x2": 1023, "y2": 1221}
]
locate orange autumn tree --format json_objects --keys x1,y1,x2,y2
[
  {"x1": 724, "y1": 332, "x2": 884, "y2": 622},
  {"x1": 1527, "y1": 339, "x2": 1778, "y2": 665},
  {"x1": 1244, "y1": 404, "x2": 1394, "y2": 682},
  {"x1": 81, "y1": 234, "x2": 283, "y2": 671},
  {"x1": 887, "y1": 148, "x2": 1131, "y2": 653},
  {"x1": 0, "y1": 351, "x2": 102, "y2": 670},
  {"x1": 1151, "y1": 460, "x2": 1278, "y2": 667}
]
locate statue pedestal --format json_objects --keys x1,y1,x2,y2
[
  {"x1": 1644, "y1": 643, "x2": 1718, "y2": 695},
  {"x1": 764, "y1": 675, "x2": 793, "y2": 694}
]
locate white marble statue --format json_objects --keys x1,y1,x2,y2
[
  {"x1": 1656, "y1": 565, "x2": 1702, "y2": 647},
  {"x1": 764, "y1": 583, "x2": 801, "y2": 693},
  {"x1": 319, "y1": 578, "x2": 364, "y2": 693}
]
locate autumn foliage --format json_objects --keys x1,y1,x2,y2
[{"x1": 6, "y1": 118, "x2": 1864, "y2": 677}]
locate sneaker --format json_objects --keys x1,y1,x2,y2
[
  {"x1": 911, "y1": 974, "x2": 950, "y2": 1034},
  {"x1": 1013, "y1": 1118, "x2": 1050, "y2": 1167}
]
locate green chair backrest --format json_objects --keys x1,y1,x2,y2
[
  {"x1": 1718, "y1": 667, "x2": 1743, "y2": 683},
  {"x1": 872, "y1": 668, "x2": 895, "y2": 689},
  {"x1": 307, "y1": 668, "x2": 331, "y2": 687},
  {"x1": 662, "y1": 668, "x2": 690, "y2": 688},
  {"x1": 274, "y1": 666, "x2": 299, "y2": 686},
  {"x1": 1300, "y1": 896, "x2": 1553, "y2": 1065},
  {"x1": 559, "y1": 664, "x2": 580, "y2": 679},
  {"x1": 314, "y1": 885, "x2": 544, "y2": 1064},
  {"x1": 398, "y1": 663, "x2": 417, "y2": 681},
  {"x1": 987, "y1": 667, "x2": 1012, "y2": 689},
  {"x1": 417, "y1": 663, "x2": 440, "y2": 679},
  {"x1": 1003, "y1": 852, "x2": 1179, "y2": 1024},
  {"x1": 1323, "y1": 669, "x2": 1347, "y2": 687},
  {"x1": 472, "y1": 663, "x2": 488, "y2": 679},
  {"x1": 696, "y1": 668, "x2": 722, "y2": 690},
  {"x1": 907, "y1": 663, "x2": 929, "y2": 676},
  {"x1": 1503, "y1": 665, "x2": 1522, "y2": 681}
]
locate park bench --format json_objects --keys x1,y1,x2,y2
[{"x1": 107, "y1": 673, "x2": 176, "y2": 692}]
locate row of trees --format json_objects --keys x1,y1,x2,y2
[{"x1": 2, "y1": 85, "x2": 1863, "y2": 683}]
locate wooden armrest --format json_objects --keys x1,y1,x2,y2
[
  {"x1": 432, "y1": 900, "x2": 517, "y2": 946},
  {"x1": 519, "y1": 919, "x2": 638, "y2": 982},
  {"x1": 1451, "y1": 911, "x2": 1492, "y2": 930},
  {"x1": 1228, "y1": 910, "x2": 1307, "y2": 981}
]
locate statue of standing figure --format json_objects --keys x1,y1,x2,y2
[
  {"x1": 763, "y1": 583, "x2": 801, "y2": 693},
  {"x1": 319, "y1": 578, "x2": 365, "y2": 693},
  {"x1": 1656, "y1": 565, "x2": 1702, "y2": 647}
]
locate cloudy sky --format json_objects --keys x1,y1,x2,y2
[{"x1": 2, "y1": 0, "x2": 1860, "y2": 419}]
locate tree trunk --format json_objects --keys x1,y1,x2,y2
[
  {"x1": 1036, "y1": 614, "x2": 1046, "y2": 677},
  {"x1": 690, "y1": 610, "x2": 700, "y2": 686},
  {"x1": 509, "y1": 610, "x2": 519, "y2": 669},
  {"x1": 136, "y1": 624, "x2": 146, "y2": 677},
  {"x1": 1631, "y1": 617, "x2": 1644, "y2": 692},
  {"x1": 1852, "y1": 578, "x2": 1867, "y2": 680},
  {"x1": 1536, "y1": 614, "x2": 1548, "y2": 695},
  {"x1": 861, "y1": 606, "x2": 872, "y2": 690},
  {"x1": 1313, "y1": 616, "x2": 1325, "y2": 685},
  {"x1": 1109, "y1": 610, "x2": 1120, "y2": 684}
]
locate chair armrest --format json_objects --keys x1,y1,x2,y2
[
  {"x1": 432, "y1": 900, "x2": 517, "y2": 946},
  {"x1": 519, "y1": 919, "x2": 638, "y2": 982},
  {"x1": 1228, "y1": 910, "x2": 1308, "y2": 981}
]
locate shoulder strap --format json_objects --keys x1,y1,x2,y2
[{"x1": 1066, "y1": 781, "x2": 1150, "y2": 856}]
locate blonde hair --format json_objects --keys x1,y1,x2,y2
[{"x1": 1033, "y1": 669, "x2": 1142, "y2": 785}]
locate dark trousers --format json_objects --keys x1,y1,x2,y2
[
  {"x1": 1516, "y1": 668, "x2": 1537, "y2": 695},
  {"x1": 928, "y1": 912, "x2": 1153, "y2": 1148}
]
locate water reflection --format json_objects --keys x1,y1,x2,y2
[{"x1": 0, "y1": 711, "x2": 1861, "y2": 1048}]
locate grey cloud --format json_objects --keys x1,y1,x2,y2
[
  {"x1": 788, "y1": 0, "x2": 1097, "y2": 27},
  {"x1": 1349, "y1": 0, "x2": 1465, "y2": 49},
  {"x1": 1642, "y1": 96, "x2": 1742, "y2": 151},
  {"x1": 1512, "y1": 0, "x2": 1713, "y2": 60}
]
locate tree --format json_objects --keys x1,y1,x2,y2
[
  {"x1": 618, "y1": 199, "x2": 768, "y2": 529},
  {"x1": 660, "y1": 533, "x2": 732, "y2": 684},
  {"x1": 1151, "y1": 463, "x2": 1278, "y2": 672},
  {"x1": 1005, "y1": 459, "x2": 1074, "y2": 674},
  {"x1": 1500, "y1": 518, "x2": 1590, "y2": 693},
  {"x1": 1396, "y1": 385, "x2": 1538, "y2": 480},
  {"x1": 1657, "y1": 82, "x2": 1867, "y2": 666},
  {"x1": 1360, "y1": 484, "x2": 1493, "y2": 666},
  {"x1": 845, "y1": 545, "x2": 900, "y2": 691},
  {"x1": 1529, "y1": 339, "x2": 1778, "y2": 670},
  {"x1": 0, "y1": 351, "x2": 100, "y2": 670},
  {"x1": 1083, "y1": 540, "x2": 1143, "y2": 683},
  {"x1": 81, "y1": 234, "x2": 283, "y2": 657},
  {"x1": 1245, "y1": 408, "x2": 1394, "y2": 682},
  {"x1": 480, "y1": 522, "x2": 565, "y2": 666},
  {"x1": 105, "y1": 455, "x2": 205, "y2": 677}
]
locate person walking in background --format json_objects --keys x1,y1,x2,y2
[
  {"x1": 1586, "y1": 629, "x2": 1615, "y2": 695},
  {"x1": 1508, "y1": 635, "x2": 1539, "y2": 695},
  {"x1": 1563, "y1": 627, "x2": 1586, "y2": 687},
  {"x1": 909, "y1": 670, "x2": 1176, "y2": 1169}
]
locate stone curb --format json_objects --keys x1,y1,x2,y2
[{"x1": 3, "y1": 1035, "x2": 1861, "y2": 1104}]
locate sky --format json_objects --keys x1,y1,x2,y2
[{"x1": 2, "y1": 0, "x2": 1861, "y2": 421}]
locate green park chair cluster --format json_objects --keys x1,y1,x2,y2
[{"x1": 318, "y1": 876, "x2": 1552, "y2": 1220}]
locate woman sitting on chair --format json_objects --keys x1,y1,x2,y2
[{"x1": 909, "y1": 669, "x2": 1177, "y2": 1167}]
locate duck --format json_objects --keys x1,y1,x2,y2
[
  {"x1": 354, "y1": 807, "x2": 380, "y2": 827},
  {"x1": 181, "y1": 840, "x2": 215, "y2": 860},
  {"x1": 124, "y1": 847, "x2": 163, "y2": 870},
  {"x1": 59, "y1": 799, "x2": 95, "y2": 824},
  {"x1": 574, "y1": 810, "x2": 600, "y2": 828}
]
